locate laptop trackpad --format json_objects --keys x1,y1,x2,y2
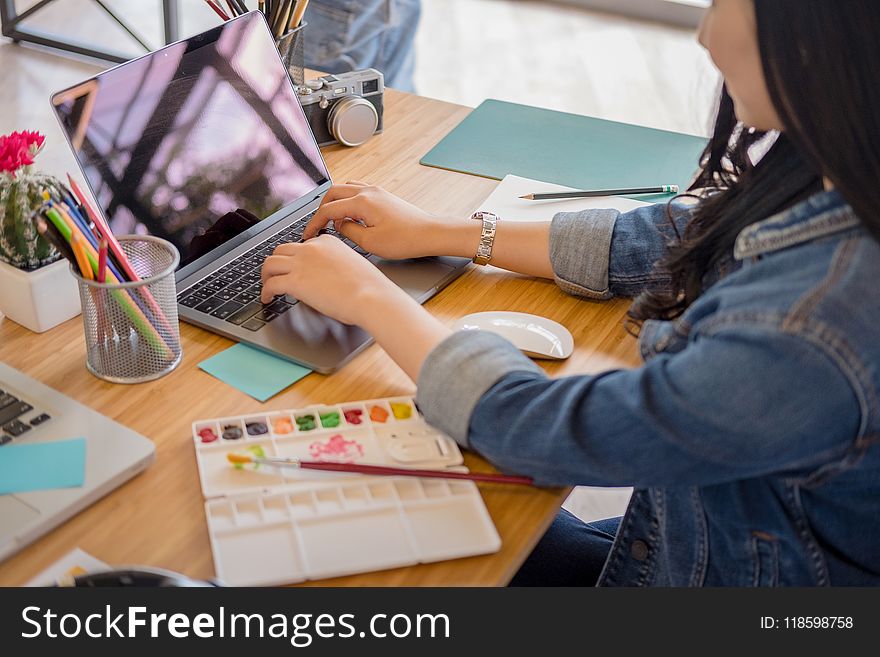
[
  {"x1": 375, "y1": 258, "x2": 455, "y2": 298},
  {"x1": 0, "y1": 496, "x2": 41, "y2": 541}
]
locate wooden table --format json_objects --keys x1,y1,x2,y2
[{"x1": 0, "y1": 86, "x2": 642, "y2": 586}]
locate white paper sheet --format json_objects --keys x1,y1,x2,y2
[
  {"x1": 25, "y1": 548, "x2": 109, "y2": 586},
  {"x1": 475, "y1": 174, "x2": 649, "y2": 222}
]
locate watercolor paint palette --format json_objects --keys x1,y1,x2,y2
[{"x1": 192, "y1": 397, "x2": 501, "y2": 586}]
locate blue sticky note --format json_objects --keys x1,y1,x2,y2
[
  {"x1": 0, "y1": 438, "x2": 86, "y2": 495},
  {"x1": 199, "y1": 343, "x2": 311, "y2": 402}
]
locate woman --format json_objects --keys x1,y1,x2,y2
[{"x1": 260, "y1": 0, "x2": 880, "y2": 585}]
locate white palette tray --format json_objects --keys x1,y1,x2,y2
[{"x1": 192, "y1": 396, "x2": 502, "y2": 586}]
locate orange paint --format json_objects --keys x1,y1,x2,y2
[{"x1": 369, "y1": 405, "x2": 389, "y2": 423}]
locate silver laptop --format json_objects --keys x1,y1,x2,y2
[
  {"x1": 0, "y1": 362, "x2": 155, "y2": 562},
  {"x1": 50, "y1": 11, "x2": 469, "y2": 374}
]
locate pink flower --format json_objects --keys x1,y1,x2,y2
[{"x1": 0, "y1": 130, "x2": 45, "y2": 175}]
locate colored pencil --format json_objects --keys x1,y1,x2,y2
[
  {"x1": 275, "y1": 0, "x2": 292, "y2": 37},
  {"x1": 70, "y1": 232, "x2": 94, "y2": 280},
  {"x1": 45, "y1": 197, "x2": 125, "y2": 285},
  {"x1": 97, "y1": 239, "x2": 108, "y2": 283},
  {"x1": 519, "y1": 185, "x2": 680, "y2": 201},
  {"x1": 205, "y1": 0, "x2": 230, "y2": 20},
  {"x1": 38, "y1": 211, "x2": 108, "y2": 340},
  {"x1": 289, "y1": 0, "x2": 309, "y2": 29},
  {"x1": 33, "y1": 215, "x2": 76, "y2": 264},
  {"x1": 227, "y1": 452, "x2": 535, "y2": 486},
  {"x1": 43, "y1": 206, "x2": 174, "y2": 360},
  {"x1": 66, "y1": 175, "x2": 177, "y2": 341},
  {"x1": 67, "y1": 176, "x2": 137, "y2": 281}
]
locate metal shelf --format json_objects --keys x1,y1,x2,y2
[{"x1": 0, "y1": 0, "x2": 179, "y2": 64}]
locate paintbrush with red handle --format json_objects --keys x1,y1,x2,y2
[{"x1": 227, "y1": 452, "x2": 534, "y2": 486}]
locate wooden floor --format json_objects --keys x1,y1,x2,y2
[{"x1": 1, "y1": 0, "x2": 719, "y2": 524}]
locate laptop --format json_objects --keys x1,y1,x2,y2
[
  {"x1": 50, "y1": 11, "x2": 470, "y2": 374},
  {"x1": 0, "y1": 362, "x2": 155, "y2": 563}
]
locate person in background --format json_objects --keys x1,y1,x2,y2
[{"x1": 304, "y1": 0, "x2": 421, "y2": 92}]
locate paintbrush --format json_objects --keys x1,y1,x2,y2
[{"x1": 226, "y1": 452, "x2": 535, "y2": 486}]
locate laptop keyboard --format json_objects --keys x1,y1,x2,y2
[
  {"x1": 0, "y1": 388, "x2": 51, "y2": 446},
  {"x1": 176, "y1": 212, "x2": 370, "y2": 331}
]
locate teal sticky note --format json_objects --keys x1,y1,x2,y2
[
  {"x1": 0, "y1": 438, "x2": 86, "y2": 495},
  {"x1": 199, "y1": 343, "x2": 311, "y2": 402}
]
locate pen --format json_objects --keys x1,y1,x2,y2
[{"x1": 519, "y1": 184, "x2": 680, "y2": 200}]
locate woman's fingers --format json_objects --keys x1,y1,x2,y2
[
  {"x1": 318, "y1": 184, "x2": 366, "y2": 207},
  {"x1": 261, "y1": 253, "x2": 295, "y2": 281},
  {"x1": 334, "y1": 218, "x2": 369, "y2": 243},
  {"x1": 260, "y1": 276, "x2": 287, "y2": 304},
  {"x1": 304, "y1": 197, "x2": 368, "y2": 239},
  {"x1": 345, "y1": 180, "x2": 369, "y2": 186}
]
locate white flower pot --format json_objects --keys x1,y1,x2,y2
[{"x1": 0, "y1": 258, "x2": 81, "y2": 333}]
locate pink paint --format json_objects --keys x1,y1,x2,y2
[{"x1": 309, "y1": 433, "x2": 364, "y2": 463}]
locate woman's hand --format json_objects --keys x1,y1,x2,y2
[
  {"x1": 260, "y1": 234, "x2": 454, "y2": 381},
  {"x1": 260, "y1": 235, "x2": 399, "y2": 325},
  {"x1": 302, "y1": 181, "x2": 469, "y2": 259}
]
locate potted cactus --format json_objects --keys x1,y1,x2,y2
[{"x1": 0, "y1": 131, "x2": 81, "y2": 332}]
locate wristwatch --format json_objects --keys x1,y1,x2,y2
[{"x1": 471, "y1": 211, "x2": 499, "y2": 265}]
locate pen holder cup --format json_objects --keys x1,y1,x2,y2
[
  {"x1": 276, "y1": 21, "x2": 307, "y2": 87},
  {"x1": 73, "y1": 236, "x2": 182, "y2": 384}
]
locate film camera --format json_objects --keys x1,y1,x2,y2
[{"x1": 298, "y1": 69, "x2": 384, "y2": 148}]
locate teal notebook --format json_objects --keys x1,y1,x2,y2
[{"x1": 420, "y1": 99, "x2": 707, "y2": 201}]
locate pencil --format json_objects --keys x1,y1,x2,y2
[
  {"x1": 520, "y1": 185, "x2": 680, "y2": 200},
  {"x1": 289, "y1": 0, "x2": 309, "y2": 29},
  {"x1": 275, "y1": 0, "x2": 293, "y2": 37},
  {"x1": 43, "y1": 206, "x2": 174, "y2": 359},
  {"x1": 227, "y1": 452, "x2": 535, "y2": 486},
  {"x1": 70, "y1": 233, "x2": 94, "y2": 280},
  {"x1": 33, "y1": 215, "x2": 76, "y2": 264},
  {"x1": 97, "y1": 239, "x2": 108, "y2": 283},
  {"x1": 205, "y1": 0, "x2": 230, "y2": 20},
  {"x1": 67, "y1": 175, "x2": 177, "y2": 342}
]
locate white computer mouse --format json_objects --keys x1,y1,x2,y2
[{"x1": 452, "y1": 311, "x2": 574, "y2": 360}]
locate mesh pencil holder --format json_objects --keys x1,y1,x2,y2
[
  {"x1": 72, "y1": 236, "x2": 182, "y2": 384},
  {"x1": 276, "y1": 21, "x2": 307, "y2": 87}
]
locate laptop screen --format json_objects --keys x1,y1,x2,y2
[{"x1": 51, "y1": 12, "x2": 329, "y2": 269}]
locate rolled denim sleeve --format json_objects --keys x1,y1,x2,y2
[
  {"x1": 416, "y1": 331, "x2": 545, "y2": 443},
  {"x1": 462, "y1": 324, "x2": 861, "y2": 488},
  {"x1": 549, "y1": 202, "x2": 691, "y2": 299}
]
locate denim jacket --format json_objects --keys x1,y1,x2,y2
[
  {"x1": 416, "y1": 190, "x2": 880, "y2": 586},
  {"x1": 304, "y1": 0, "x2": 420, "y2": 91}
]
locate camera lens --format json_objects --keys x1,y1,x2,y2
[{"x1": 328, "y1": 97, "x2": 379, "y2": 147}]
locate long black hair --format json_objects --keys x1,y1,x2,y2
[{"x1": 628, "y1": 1, "x2": 880, "y2": 325}]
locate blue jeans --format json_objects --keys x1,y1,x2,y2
[
  {"x1": 510, "y1": 510, "x2": 622, "y2": 586},
  {"x1": 304, "y1": 0, "x2": 421, "y2": 91}
]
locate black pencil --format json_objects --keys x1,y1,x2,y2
[
  {"x1": 33, "y1": 213, "x2": 77, "y2": 265},
  {"x1": 520, "y1": 184, "x2": 680, "y2": 200}
]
